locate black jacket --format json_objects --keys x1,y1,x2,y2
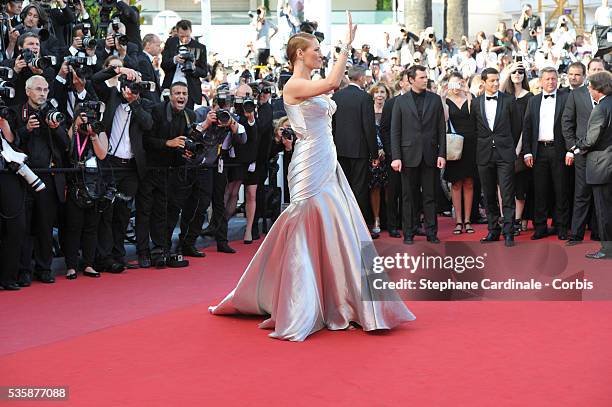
[
  {"x1": 228, "y1": 115, "x2": 258, "y2": 164},
  {"x1": 380, "y1": 95, "x2": 399, "y2": 157},
  {"x1": 145, "y1": 101, "x2": 196, "y2": 167},
  {"x1": 10, "y1": 103, "x2": 69, "y2": 202},
  {"x1": 390, "y1": 90, "x2": 446, "y2": 167},
  {"x1": 255, "y1": 102, "x2": 274, "y2": 163},
  {"x1": 92, "y1": 66, "x2": 154, "y2": 179},
  {"x1": 1, "y1": 56, "x2": 56, "y2": 107},
  {"x1": 331, "y1": 84, "x2": 377, "y2": 159},
  {"x1": 50, "y1": 75, "x2": 99, "y2": 129},
  {"x1": 136, "y1": 51, "x2": 162, "y2": 103},
  {"x1": 522, "y1": 90, "x2": 569, "y2": 160},
  {"x1": 472, "y1": 91, "x2": 517, "y2": 165},
  {"x1": 562, "y1": 85, "x2": 594, "y2": 151},
  {"x1": 95, "y1": 40, "x2": 140, "y2": 71},
  {"x1": 161, "y1": 37, "x2": 208, "y2": 105}
]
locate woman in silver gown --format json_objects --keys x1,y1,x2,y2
[{"x1": 210, "y1": 12, "x2": 415, "y2": 341}]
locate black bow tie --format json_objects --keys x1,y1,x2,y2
[
  {"x1": 486, "y1": 96, "x2": 497, "y2": 101},
  {"x1": 544, "y1": 94, "x2": 555, "y2": 99}
]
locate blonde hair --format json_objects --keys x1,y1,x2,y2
[
  {"x1": 368, "y1": 82, "x2": 392, "y2": 101},
  {"x1": 286, "y1": 32, "x2": 317, "y2": 67}
]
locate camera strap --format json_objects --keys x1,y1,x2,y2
[
  {"x1": 75, "y1": 131, "x2": 89, "y2": 161},
  {"x1": 108, "y1": 109, "x2": 131, "y2": 156}
]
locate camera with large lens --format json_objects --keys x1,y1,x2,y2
[
  {"x1": 0, "y1": 137, "x2": 46, "y2": 192},
  {"x1": 21, "y1": 48, "x2": 56, "y2": 70},
  {"x1": 216, "y1": 109, "x2": 232, "y2": 125},
  {"x1": 0, "y1": 99, "x2": 13, "y2": 120},
  {"x1": 0, "y1": 66, "x2": 14, "y2": 80},
  {"x1": 113, "y1": 33, "x2": 129, "y2": 47},
  {"x1": 177, "y1": 45, "x2": 195, "y2": 73},
  {"x1": 183, "y1": 128, "x2": 206, "y2": 155},
  {"x1": 281, "y1": 127, "x2": 295, "y2": 141},
  {"x1": 81, "y1": 35, "x2": 97, "y2": 49},
  {"x1": 0, "y1": 81, "x2": 15, "y2": 99},
  {"x1": 76, "y1": 101, "x2": 106, "y2": 134},
  {"x1": 234, "y1": 95, "x2": 256, "y2": 113},
  {"x1": 37, "y1": 98, "x2": 65, "y2": 124},
  {"x1": 214, "y1": 87, "x2": 232, "y2": 109},
  {"x1": 118, "y1": 74, "x2": 156, "y2": 95}
]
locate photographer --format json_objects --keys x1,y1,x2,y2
[
  {"x1": 223, "y1": 84, "x2": 258, "y2": 243},
  {"x1": 43, "y1": 0, "x2": 77, "y2": 47},
  {"x1": 63, "y1": 104, "x2": 108, "y2": 279},
  {"x1": 196, "y1": 88, "x2": 247, "y2": 254},
  {"x1": 514, "y1": 4, "x2": 541, "y2": 54},
  {"x1": 139, "y1": 82, "x2": 196, "y2": 267},
  {"x1": 270, "y1": 116, "x2": 294, "y2": 204},
  {"x1": 9, "y1": 75, "x2": 69, "y2": 285},
  {"x1": 394, "y1": 25, "x2": 420, "y2": 66},
  {"x1": 52, "y1": 36, "x2": 99, "y2": 128},
  {"x1": 95, "y1": 20, "x2": 139, "y2": 70},
  {"x1": 137, "y1": 33, "x2": 162, "y2": 102},
  {"x1": 0, "y1": 116, "x2": 26, "y2": 291},
  {"x1": 13, "y1": 3, "x2": 62, "y2": 60},
  {"x1": 99, "y1": 0, "x2": 142, "y2": 49},
  {"x1": 91, "y1": 62, "x2": 153, "y2": 272},
  {"x1": 248, "y1": 81, "x2": 274, "y2": 241},
  {"x1": 2, "y1": 32, "x2": 56, "y2": 106},
  {"x1": 161, "y1": 19, "x2": 207, "y2": 109},
  {"x1": 250, "y1": 6, "x2": 277, "y2": 79}
]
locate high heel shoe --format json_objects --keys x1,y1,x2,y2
[
  {"x1": 372, "y1": 218, "x2": 381, "y2": 234},
  {"x1": 66, "y1": 269, "x2": 77, "y2": 280}
]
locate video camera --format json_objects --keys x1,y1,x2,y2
[
  {"x1": 0, "y1": 66, "x2": 14, "y2": 80},
  {"x1": 178, "y1": 45, "x2": 196, "y2": 73},
  {"x1": 234, "y1": 95, "x2": 256, "y2": 114},
  {"x1": 76, "y1": 101, "x2": 106, "y2": 134},
  {"x1": 118, "y1": 74, "x2": 156, "y2": 95},
  {"x1": 0, "y1": 81, "x2": 15, "y2": 99},
  {"x1": 21, "y1": 48, "x2": 56, "y2": 70}
]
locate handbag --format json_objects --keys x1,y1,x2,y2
[{"x1": 446, "y1": 119, "x2": 464, "y2": 161}]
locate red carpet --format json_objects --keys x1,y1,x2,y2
[{"x1": 1, "y1": 218, "x2": 611, "y2": 406}]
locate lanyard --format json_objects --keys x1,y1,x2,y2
[{"x1": 75, "y1": 131, "x2": 88, "y2": 161}]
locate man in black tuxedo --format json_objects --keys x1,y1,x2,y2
[
  {"x1": 161, "y1": 19, "x2": 208, "y2": 109},
  {"x1": 390, "y1": 65, "x2": 446, "y2": 244},
  {"x1": 472, "y1": 68, "x2": 516, "y2": 247},
  {"x1": 577, "y1": 71, "x2": 612, "y2": 259},
  {"x1": 91, "y1": 64, "x2": 153, "y2": 272},
  {"x1": 138, "y1": 33, "x2": 162, "y2": 103},
  {"x1": 523, "y1": 67, "x2": 570, "y2": 240},
  {"x1": 50, "y1": 59, "x2": 98, "y2": 128},
  {"x1": 331, "y1": 66, "x2": 377, "y2": 219},
  {"x1": 95, "y1": 21, "x2": 140, "y2": 70},
  {"x1": 562, "y1": 58, "x2": 606, "y2": 245},
  {"x1": 380, "y1": 68, "x2": 410, "y2": 238}
]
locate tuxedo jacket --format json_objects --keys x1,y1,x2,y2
[
  {"x1": 562, "y1": 85, "x2": 594, "y2": 151},
  {"x1": 136, "y1": 52, "x2": 162, "y2": 103},
  {"x1": 161, "y1": 37, "x2": 208, "y2": 105},
  {"x1": 379, "y1": 95, "x2": 398, "y2": 157},
  {"x1": 390, "y1": 91, "x2": 446, "y2": 167},
  {"x1": 92, "y1": 67, "x2": 154, "y2": 179},
  {"x1": 577, "y1": 96, "x2": 612, "y2": 185},
  {"x1": 472, "y1": 91, "x2": 516, "y2": 165},
  {"x1": 331, "y1": 84, "x2": 377, "y2": 159},
  {"x1": 522, "y1": 90, "x2": 569, "y2": 160}
]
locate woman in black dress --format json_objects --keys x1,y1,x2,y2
[
  {"x1": 443, "y1": 72, "x2": 478, "y2": 234},
  {"x1": 501, "y1": 62, "x2": 534, "y2": 235}
]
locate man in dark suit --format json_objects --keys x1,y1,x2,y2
[
  {"x1": 91, "y1": 64, "x2": 153, "y2": 272},
  {"x1": 331, "y1": 65, "x2": 377, "y2": 219},
  {"x1": 138, "y1": 33, "x2": 162, "y2": 103},
  {"x1": 576, "y1": 71, "x2": 612, "y2": 259},
  {"x1": 390, "y1": 64, "x2": 446, "y2": 244},
  {"x1": 472, "y1": 67, "x2": 516, "y2": 247},
  {"x1": 523, "y1": 67, "x2": 570, "y2": 240},
  {"x1": 161, "y1": 19, "x2": 208, "y2": 109},
  {"x1": 380, "y1": 68, "x2": 410, "y2": 238},
  {"x1": 562, "y1": 58, "x2": 606, "y2": 245},
  {"x1": 10, "y1": 75, "x2": 69, "y2": 285}
]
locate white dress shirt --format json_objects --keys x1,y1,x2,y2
[
  {"x1": 484, "y1": 91, "x2": 498, "y2": 131},
  {"x1": 109, "y1": 104, "x2": 133, "y2": 159},
  {"x1": 538, "y1": 91, "x2": 556, "y2": 142}
]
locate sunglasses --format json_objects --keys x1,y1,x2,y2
[{"x1": 512, "y1": 70, "x2": 525, "y2": 75}]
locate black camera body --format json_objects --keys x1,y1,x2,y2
[
  {"x1": 281, "y1": 127, "x2": 295, "y2": 141},
  {"x1": 76, "y1": 101, "x2": 105, "y2": 134},
  {"x1": 36, "y1": 99, "x2": 65, "y2": 125},
  {"x1": 21, "y1": 49, "x2": 56, "y2": 70},
  {"x1": 234, "y1": 96, "x2": 256, "y2": 114},
  {"x1": 118, "y1": 74, "x2": 156, "y2": 95},
  {"x1": 178, "y1": 45, "x2": 196, "y2": 73},
  {"x1": 0, "y1": 81, "x2": 15, "y2": 100},
  {"x1": 113, "y1": 33, "x2": 129, "y2": 47},
  {"x1": 216, "y1": 109, "x2": 232, "y2": 125},
  {"x1": 0, "y1": 98, "x2": 13, "y2": 120}
]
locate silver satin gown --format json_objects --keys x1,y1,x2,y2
[{"x1": 209, "y1": 94, "x2": 416, "y2": 341}]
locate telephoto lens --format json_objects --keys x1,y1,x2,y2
[
  {"x1": 216, "y1": 109, "x2": 231, "y2": 124},
  {"x1": 281, "y1": 127, "x2": 295, "y2": 140}
]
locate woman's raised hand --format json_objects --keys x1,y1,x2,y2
[{"x1": 344, "y1": 11, "x2": 357, "y2": 45}]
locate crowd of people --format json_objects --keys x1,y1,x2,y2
[{"x1": 0, "y1": 0, "x2": 610, "y2": 291}]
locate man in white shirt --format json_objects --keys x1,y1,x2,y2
[
  {"x1": 523, "y1": 67, "x2": 571, "y2": 240},
  {"x1": 251, "y1": 6, "x2": 277, "y2": 78},
  {"x1": 594, "y1": 0, "x2": 611, "y2": 26}
]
